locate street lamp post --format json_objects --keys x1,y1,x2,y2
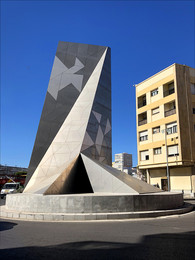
[{"x1": 162, "y1": 128, "x2": 170, "y2": 191}]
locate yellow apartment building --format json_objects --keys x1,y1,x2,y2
[{"x1": 136, "y1": 64, "x2": 195, "y2": 196}]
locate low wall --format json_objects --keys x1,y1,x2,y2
[{"x1": 5, "y1": 192, "x2": 183, "y2": 213}]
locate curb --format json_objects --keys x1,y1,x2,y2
[{"x1": 0, "y1": 203, "x2": 193, "y2": 222}]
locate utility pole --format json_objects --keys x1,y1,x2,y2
[{"x1": 162, "y1": 129, "x2": 170, "y2": 191}]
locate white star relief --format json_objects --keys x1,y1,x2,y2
[{"x1": 48, "y1": 56, "x2": 84, "y2": 100}]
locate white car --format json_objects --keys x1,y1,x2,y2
[{"x1": 1, "y1": 182, "x2": 21, "y2": 198}]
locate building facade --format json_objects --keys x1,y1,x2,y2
[
  {"x1": 113, "y1": 153, "x2": 132, "y2": 174},
  {"x1": 136, "y1": 64, "x2": 195, "y2": 196}
]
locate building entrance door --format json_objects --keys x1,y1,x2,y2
[{"x1": 161, "y1": 178, "x2": 168, "y2": 191}]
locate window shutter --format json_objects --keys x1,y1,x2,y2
[
  {"x1": 140, "y1": 150, "x2": 149, "y2": 160},
  {"x1": 140, "y1": 130, "x2": 148, "y2": 137},
  {"x1": 152, "y1": 107, "x2": 159, "y2": 115},
  {"x1": 166, "y1": 122, "x2": 177, "y2": 129},
  {"x1": 168, "y1": 145, "x2": 178, "y2": 155}
]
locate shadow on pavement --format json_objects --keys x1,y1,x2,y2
[
  {"x1": 0, "y1": 231, "x2": 194, "y2": 259},
  {"x1": 0, "y1": 221, "x2": 18, "y2": 231}
]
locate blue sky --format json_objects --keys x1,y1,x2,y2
[{"x1": 1, "y1": 1, "x2": 195, "y2": 168}]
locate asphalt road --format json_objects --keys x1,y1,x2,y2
[{"x1": 0, "y1": 200, "x2": 195, "y2": 260}]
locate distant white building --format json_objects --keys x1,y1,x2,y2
[{"x1": 112, "y1": 153, "x2": 132, "y2": 174}]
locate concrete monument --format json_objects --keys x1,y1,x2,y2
[
  {"x1": 1, "y1": 42, "x2": 187, "y2": 221},
  {"x1": 24, "y1": 41, "x2": 160, "y2": 195}
]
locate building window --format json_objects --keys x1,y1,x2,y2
[
  {"x1": 139, "y1": 130, "x2": 148, "y2": 142},
  {"x1": 193, "y1": 108, "x2": 195, "y2": 114},
  {"x1": 152, "y1": 107, "x2": 159, "y2": 115},
  {"x1": 140, "y1": 150, "x2": 149, "y2": 161},
  {"x1": 153, "y1": 126, "x2": 160, "y2": 134},
  {"x1": 166, "y1": 122, "x2": 177, "y2": 135},
  {"x1": 154, "y1": 147, "x2": 162, "y2": 155},
  {"x1": 168, "y1": 145, "x2": 179, "y2": 157},
  {"x1": 151, "y1": 88, "x2": 158, "y2": 97},
  {"x1": 191, "y1": 83, "x2": 195, "y2": 95}
]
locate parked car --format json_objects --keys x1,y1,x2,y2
[{"x1": 0, "y1": 182, "x2": 23, "y2": 198}]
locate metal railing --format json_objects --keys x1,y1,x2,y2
[
  {"x1": 138, "y1": 119, "x2": 147, "y2": 126},
  {"x1": 163, "y1": 88, "x2": 175, "y2": 97},
  {"x1": 165, "y1": 108, "x2": 176, "y2": 117}
]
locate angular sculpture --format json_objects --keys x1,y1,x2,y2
[
  {"x1": 24, "y1": 41, "x2": 160, "y2": 195},
  {"x1": 24, "y1": 42, "x2": 111, "y2": 193}
]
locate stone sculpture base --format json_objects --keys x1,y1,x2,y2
[
  {"x1": 1, "y1": 192, "x2": 193, "y2": 221},
  {"x1": 6, "y1": 192, "x2": 183, "y2": 213}
]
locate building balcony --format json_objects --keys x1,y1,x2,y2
[
  {"x1": 165, "y1": 108, "x2": 176, "y2": 117},
  {"x1": 138, "y1": 95, "x2": 146, "y2": 109},
  {"x1": 163, "y1": 88, "x2": 175, "y2": 97},
  {"x1": 138, "y1": 100, "x2": 146, "y2": 108},
  {"x1": 138, "y1": 111, "x2": 147, "y2": 126},
  {"x1": 138, "y1": 119, "x2": 147, "y2": 126}
]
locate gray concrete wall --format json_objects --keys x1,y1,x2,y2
[{"x1": 6, "y1": 193, "x2": 183, "y2": 213}]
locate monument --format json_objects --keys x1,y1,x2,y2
[
  {"x1": 24, "y1": 42, "x2": 112, "y2": 194},
  {"x1": 2, "y1": 42, "x2": 188, "y2": 221},
  {"x1": 24, "y1": 41, "x2": 160, "y2": 195}
]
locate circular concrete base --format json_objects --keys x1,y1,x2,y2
[
  {"x1": 5, "y1": 192, "x2": 183, "y2": 214},
  {"x1": 1, "y1": 192, "x2": 193, "y2": 221},
  {"x1": 1, "y1": 203, "x2": 193, "y2": 221}
]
